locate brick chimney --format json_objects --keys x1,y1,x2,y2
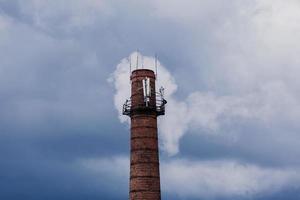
[{"x1": 123, "y1": 69, "x2": 166, "y2": 200}]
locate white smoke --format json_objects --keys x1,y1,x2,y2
[
  {"x1": 108, "y1": 52, "x2": 177, "y2": 124},
  {"x1": 109, "y1": 52, "x2": 185, "y2": 155},
  {"x1": 159, "y1": 81, "x2": 300, "y2": 155},
  {"x1": 109, "y1": 52, "x2": 300, "y2": 155},
  {"x1": 110, "y1": 52, "x2": 281, "y2": 155}
]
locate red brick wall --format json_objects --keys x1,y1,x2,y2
[{"x1": 129, "y1": 69, "x2": 161, "y2": 200}]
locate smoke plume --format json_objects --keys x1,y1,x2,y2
[{"x1": 110, "y1": 52, "x2": 300, "y2": 156}]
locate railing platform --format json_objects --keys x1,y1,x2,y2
[{"x1": 123, "y1": 93, "x2": 167, "y2": 116}]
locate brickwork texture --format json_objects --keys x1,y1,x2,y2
[{"x1": 129, "y1": 69, "x2": 161, "y2": 200}]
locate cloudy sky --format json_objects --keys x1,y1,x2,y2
[{"x1": 1, "y1": 0, "x2": 300, "y2": 199}]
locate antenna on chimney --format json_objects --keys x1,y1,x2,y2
[
  {"x1": 142, "y1": 77, "x2": 151, "y2": 107},
  {"x1": 129, "y1": 55, "x2": 132, "y2": 73},
  {"x1": 141, "y1": 55, "x2": 144, "y2": 69},
  {"x1": 136, "y1": 50, "x2": 139, "y2": 70},
  {"x1": 155, "y1": 54, "x2": 158, "y2": 79}
]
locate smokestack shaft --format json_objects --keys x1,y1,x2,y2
[{"x1": 129, "y1": 69, "x2": 161, "y2": 200}]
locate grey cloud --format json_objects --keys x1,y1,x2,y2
[{"x1": 1, "y1": 0, "x2": 300, "y2": 199}]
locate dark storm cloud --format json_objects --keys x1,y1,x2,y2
[
  {"x1": 0, "y1": 1, "x2": 131, "y2": 198},
  {"x1": 0, "y1": 127, "x2": 130, "y2": 199},
  {"x1": 1, "y1": 0, "x2": 300, "y2": 199},
  {"x1": 179, "y1": 125, "x2": 300, "y2": 168}
]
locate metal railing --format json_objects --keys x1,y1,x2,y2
[
  {"x1": 122, "y1": 93, "x2": 167, "y2": 116},
  {"x1": 122, "y1": 99, "x2": 132, "y2": 116}
]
